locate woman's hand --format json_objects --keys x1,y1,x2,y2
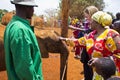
[{"x1": 59, "y1": 37, "x2": 77, "y2": 47}]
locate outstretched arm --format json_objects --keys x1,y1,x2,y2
[
  {"x1": 69, "y1": 25, "x2": 86, "y2": 31},
  {"x1": 59, "y1": 36, "x2": 77, "y2": 41},
  {"x1": 59, "y1": 36, "x2": 86, "y2": 47}
]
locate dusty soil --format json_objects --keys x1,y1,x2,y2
[{"x1": 0, "y1": 26, "x2": 84, "y2": 80}]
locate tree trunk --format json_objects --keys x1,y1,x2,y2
[
  {"x1": 60, "y1": 0, "x2": 69, "y2": 80},
  {"x1": 61, "y1": 0, "x2": 69, "y2": 37}
]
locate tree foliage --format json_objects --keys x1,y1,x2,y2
[
  {"x1": 59, "y1": 0, "x2": 105, "y2": 19},
  {"x1": 0, "y1": 9, "x2": 8, "y2": 22}
]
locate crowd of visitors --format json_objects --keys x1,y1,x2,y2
[{"x1": 60, "y1": 7, "x2": 120, "y2": 80}]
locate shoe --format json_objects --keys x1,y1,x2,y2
[
  {"x1": 74, "y1": 55, "x2": 80, "y2": 59},
  {"x1": 77, "y1": 55, "x2": 81, "y2": 59}
]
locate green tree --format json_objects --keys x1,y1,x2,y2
[
  {"x1": 0, "y1": 9, "x2": 8, "y2": 22},
  {"x1": 59, "y1": 0, "x2": 105, "y2": 19},
  {"x1": 0, "y1": 9, "x2": 4, "y2": 22},
  {"x1": 69, "y1": 0, "x2": 89, "y2": 19}
]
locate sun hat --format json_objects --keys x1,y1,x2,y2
[
  {"x1": 10, "y1": 0, "x2": 38, "y2": 7},
  {"x1": 85, "y1": 6, "x2": 98, "y2": 17},
  {"x1": 91, "y1": 11, "x2": 112, "y2": 27}
]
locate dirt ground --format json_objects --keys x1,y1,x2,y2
[{"x1": 0, "y1": 26, "x2": 84, "y2": 80}]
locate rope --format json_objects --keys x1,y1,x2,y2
[{"x1": 61, "y1": 59, "x2": 68, "y2": 80}]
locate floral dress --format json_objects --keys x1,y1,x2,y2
[{"x1": 77, "y1": 29, "x2": 120, "y2": 79}]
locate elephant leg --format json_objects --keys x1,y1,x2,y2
[
  {"x1": 60, "y1": 42, "x2": 69, "y2": 80},
  {"x1": 0, "y1": 40, "x2": 6, "y2": 71}
]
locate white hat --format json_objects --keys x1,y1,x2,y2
[{"x1": 10, "y1": 0, "x2": 38, "y2": 7}]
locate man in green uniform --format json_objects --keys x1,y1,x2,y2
[{"x1": 4, "y1": 0, "x2": 43, "y2": 80}]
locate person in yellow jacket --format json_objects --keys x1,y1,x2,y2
[{"x1": 4, "y1": 0, "x2": 43, "y2": 80}]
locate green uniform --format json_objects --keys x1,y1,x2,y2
[{"x1": 4, "y1": 16, "x2": 43, "y2": 80}]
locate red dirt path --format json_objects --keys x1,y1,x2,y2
[{"x1": 0, "y1": 51, "x2": 84, "y2": 80}]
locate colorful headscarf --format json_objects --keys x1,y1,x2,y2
[{"x1": 91, "y1": 11, "x2": 112, "y2": 27}]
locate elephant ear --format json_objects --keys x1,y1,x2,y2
[
  {"x1": 36, "y1": 35, "x2": 49, "y2": 58},
  {"x1": 35, "y1": 30, "x2": 60, "y2": 41},
  {"x1": 48, "y1": 30, "x2": 60, "y2": 41},
  {"x1": 54, "y1": 31, "x2": 61, "y2": 36}
]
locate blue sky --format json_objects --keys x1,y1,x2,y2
[{"x1": 0, "y1": 0, "x2": 119, "y2": 16}]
